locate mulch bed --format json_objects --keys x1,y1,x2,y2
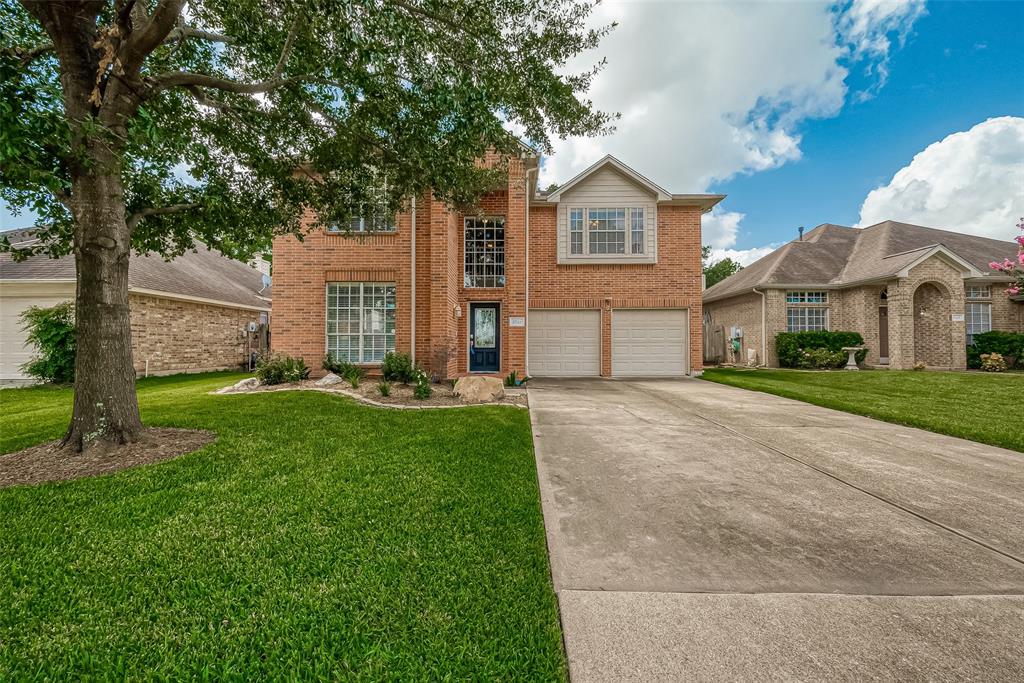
[{"x1": 0, "y1": 428, "x2": 215, "y2": 489}]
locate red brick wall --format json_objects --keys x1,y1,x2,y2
[
  {"x1": 528, "y1": 203, "x2": 705, "y2": 374},
  {"x1": 271, "y1": 160, "x2": 706, "y2": 378}
]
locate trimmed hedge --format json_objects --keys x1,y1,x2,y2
[
  {"x1": 967, "y1": 331, "x2": 1024, "y2": 369},
  {"x1": 776, "y1": 331, "x2": 868, "y2": 369}
]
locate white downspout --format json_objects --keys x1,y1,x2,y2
[
  {"x1": 525, "y1": 163, "x2": 538, "y2": 376},
  {"x1": 410, "y1": 195, "x2": 417, "y2": 365},
  {"x1": 754, "y1": 286, "x2": 766, "y2": 366}
]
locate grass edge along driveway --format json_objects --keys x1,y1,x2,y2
[
  {"x1": 701, "y1": 368, "x2": 1023, "y2": 453},
  {"x1": 0, "y1": 372, "x2": 566, "y2": 680}
]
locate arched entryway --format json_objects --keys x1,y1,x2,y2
[{"x1": 913, "y1": 282, "x2": 952, "y2": 367}]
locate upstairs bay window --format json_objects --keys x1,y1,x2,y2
[{"x1": 568, "y1": 207, "x2": 646, "y2": 257}]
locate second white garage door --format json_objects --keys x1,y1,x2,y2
[
  {"x1": 528, "y1": 309, "x2": 600, "y2": 377},
  {"x1": 611, "y1": 309, "x2": 688, "y2": 377}
]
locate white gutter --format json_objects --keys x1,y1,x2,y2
[
  {"x1": 410, "y1": 195, "x2": 417, "y2": 365},
  {"x1": 753, "y1": 286, "x2": 766, "y2": 366},
  {"x1": 525, "y1": 163, "x2": 538, "y2": 376}
]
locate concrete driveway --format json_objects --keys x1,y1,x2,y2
[{"x1": 528, "y1": 378, "x2": 1024, "y2": 681}]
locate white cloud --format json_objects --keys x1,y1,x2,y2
[
  {"x1": 709, "y1": 245, "x2": 781, "y2": 268},
  {"x1": 857, "y1": 117, "x2": 1024, "y2": 240},
  {"x1": 539, "y1": 0, "x2": 925, "y2": 257},
  {"x1": 835, "y1": 0, "x2": 927, "y2": 98}
]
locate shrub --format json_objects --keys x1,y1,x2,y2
[
  {"x1": 255, "y1": 354, "x2": 310, "y2": 385},
  {"x1": 377, "y1": 380, "x2": 391, "y2": 397},
  {"x1": 19, "y1": 302, "x2": 76, "y2": 384},
  {"x1": 345, "y1": 365, "x2": 366, "y2": 388},
  {"x1": 797, "y1": 347, "x2": 847, "y2": 369},
  {"x1": 980, "y1": 352, "x2": 1008, "y2": 372},
  {"x1": 967, "y1": 331, "x2": 1024, "y2": 369},
  {"x1": 775, "y1": 331, "x2": 867, "y2": 369},
  {"x1": 413, "y1": 369, "x2": 432, "y2": 399},
  {"x1": 381, "y1": 352, "x2": 416, "y2": 383}
]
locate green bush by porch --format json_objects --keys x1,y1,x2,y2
[
  {"x1": 0, "y1": 373, "x2": 565, "y2": 679},
  {"x1": 775, "y1": 331, "x2": 868, "y2": 368},
  {"x1": 701, "y1": 368, "x2": 1023, "y2": 452},
  {"x1": 967, "y1": 331, "x2": 1024, "y2": 369}
]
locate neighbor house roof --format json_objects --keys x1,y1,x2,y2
[
  {"x1": 703, "y1": 220, "x2": 1019, "y2": 303},
  {"x1": 0, "y1": 229, "x2": 271, "y2": 311},
  {"x1": 537, "y1": 155, "x2": 725, "y2": 212}
]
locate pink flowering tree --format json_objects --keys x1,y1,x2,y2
[{"x1": 990, "y1": 218, "x2": 1024, "y2": 296}]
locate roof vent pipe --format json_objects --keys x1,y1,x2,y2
[{"x1": 798, "y1": 226, "x2": 804, "y2": 241}]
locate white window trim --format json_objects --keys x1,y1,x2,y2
[
  {"x1": 325, "y1": 282, "x2": 396, "y2": 364},
  {"x1": 965, "y1": 301, "x2": 992, "y2": 337},
  {"x1": 565, "y1": 205, "x2": 650, "y2": 260},
  {"x1": 464, "y1": 215, "x2": 507, "y2": 289}
]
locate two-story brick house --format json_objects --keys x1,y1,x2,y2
[{"x1": 270, "y1": 154, "x2": 723, "y2": 379}]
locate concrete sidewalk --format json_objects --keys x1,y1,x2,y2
[{"x1": 528, "y1": 378, "x2": 1024, "y2": 681}]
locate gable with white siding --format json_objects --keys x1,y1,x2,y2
[{"x1": 555, "y1": 166, "x2": 659, "y2": 264}]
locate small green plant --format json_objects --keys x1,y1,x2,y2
[
  {"x1": 343, "y1": 364, "x2": 366, "y2": 388},
  {"x1": 797, "y1": 347, "x2": 847, "y2": 370},
  {"x1": 503, "y1": 370, "x2": 531, "y2": 387},
  {"x1": 377, "y1": 380, "x2": 391, "y2": 397},
  {"x1": 256, "y1": 354, "x2": 310, "y2": 385},
  {"x1": 19, "y1": 301, "x2": 76, "y2": 384},
  {"x1": 382, "y1": 352, "x2": 416, "y2": 383},
  {"x1": 980, "y1": 352, "x2": 1008, "y2": 372},
  {"x1": 413, "y1": 369, "x2": 432, "y2": 399}
]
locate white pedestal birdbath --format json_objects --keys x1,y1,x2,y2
[{"x1": 841, "y1": 346, "x2": 864, "y2": 370}]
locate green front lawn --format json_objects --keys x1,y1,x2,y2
[
  {"x1": 0, "y1": 373, "x2": 565, "y2": 680},
  {"x1": 701, "y1": 368, "x2": 1023, "y2": 452}
]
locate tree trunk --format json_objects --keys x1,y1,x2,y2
[{"x1": 61, "y1": 161, "x2": 143, "y2": 452}]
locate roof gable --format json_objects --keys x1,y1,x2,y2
[{"x1": 545, "y1": 155, "x2": 672, "y2": 202}]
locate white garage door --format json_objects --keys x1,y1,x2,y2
[
  {"x1": 528, "y1": 309, "x2": 600, "y2": 377},
  {"x1": 1, "y1": 293, "x2": 74, "y2": 382},
  {"x1": 611, "y1": 309, "x2": 688, "y2": 377}
]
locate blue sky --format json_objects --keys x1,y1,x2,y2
[
  {"x1": 4, "y1": 1, "x2": 1023, "y2": 265},
  {"x1": 711, "y1": 0, "x2": 1024, "y2": 254}
]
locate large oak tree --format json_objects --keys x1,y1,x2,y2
[{"x1": 1, "y1": 0, "x2": 613, "y2": 450}]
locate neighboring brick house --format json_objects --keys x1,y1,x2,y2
[
  {"x1": 702, "y1": 221, "x2": 1024, "y2": 370},
  {"x1": 0, "y1": 229, "x2": 271, "y2": 384},
  {"x1": 271, "y1": 155, "x2": 722, "y2": 379}
]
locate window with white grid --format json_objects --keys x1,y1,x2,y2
[
  {"x1": 326, "y1": 283, "x2": 396, "y2": 363},
  {"x1": 588, "y1": 208, "x2": 627, "y2": 254},
  {"x1": 326, "y1": 185, "x2": 396, "y2": 233},
  {"x1": 965, "y1": 302, "x2": 991, "y2": 342},
  {"x1": 965, "y1": 285, "x2": 991, "y2": 299},
  {"x1": 786, "y1": 291, "x2": 829, "y2": 304},
  {"x1": 787, "y1": 307, "x2": 829, "y2": 332},
  {"x1": 569, "y1": 208, "x2": 584, "y2": 255},
  {"x1": 630, "y1": 208, "x2": 644, "y2": 254},
  {"x1": 464, "y1": 216, "x2": 505, "y2": 288}
]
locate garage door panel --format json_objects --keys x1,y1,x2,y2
[
  {"x1": 528, "y1": 310, "x2": 600, "y2": 377},
  {"x1": 612, "y1": 309, "x2": 688, "y2": 377}
]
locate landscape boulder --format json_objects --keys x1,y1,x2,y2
[
  {"x1": 216, "y1": 377, "x2": 260, "y2": 394},
  {"x1": 454, "y1": 376, "x2": 505, "y2": 403},
  {"x1": 315, "y1": 373, "x2": 343, "y2": 387}
]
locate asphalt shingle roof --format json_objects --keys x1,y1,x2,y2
[
  {"x1": 1, "y1": 230, "x2": 270, "y2": 310},
  {"x1": 703, "y1": 220, "x2": 1020, "y2": 302}
]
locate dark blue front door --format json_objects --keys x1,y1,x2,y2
[{"x1": 469, "y1": 303, "x2": 500, "y2": 372}]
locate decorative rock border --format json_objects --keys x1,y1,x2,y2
[{"x1": 211, "y1": 382, "x2": 528, "y2": 410}]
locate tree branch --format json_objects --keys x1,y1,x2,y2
[
  {"x1": 165, "y1": 25, "x2": 235, "y2": 45},
  {"x1": 273, "y1": 16, "x2": 301, "y2": 79},
  {"x1": 127, "y1": 203, "x2": 201, "y2": 230},
  {"x1": 9, "y1": 42, "x2": 54, "y2": 66},
  {"x1": 121, "y1": 0, "x2": 187, "y2": 73},
  {"x1": 148, "y1": 71, "x2": 302, "y2": 96}
]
